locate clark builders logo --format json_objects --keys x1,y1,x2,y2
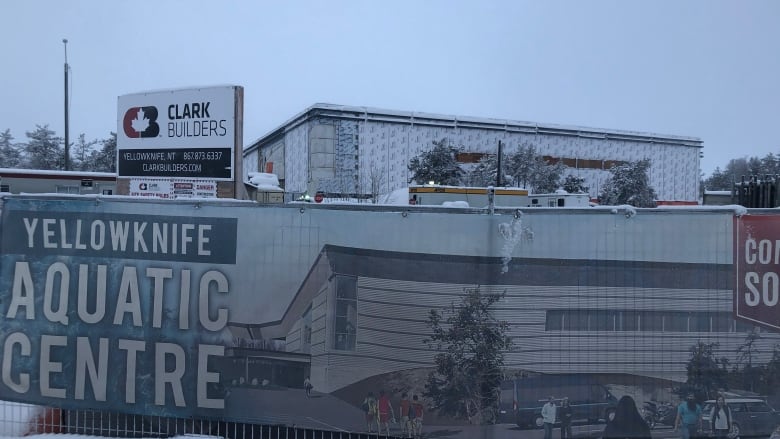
[{"x1": 123, "y1": 106, "x2": 160, "y2": 138}]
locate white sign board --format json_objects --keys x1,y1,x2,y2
[
  {"x1": 117, "y1": 86, "x2": 237, "y2": 180},
  {"x1": 171, "y1": 179, "x2": 218, "y2": 199},
  {"x1": 129, "y1": 178, "x2": 217, "y2": 199},
  {"x1": 128, "y1": 179, "x2": 173, "y2": 198}
]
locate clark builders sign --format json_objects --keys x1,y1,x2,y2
[
  {"x1": 735, "y1": 214, "x2": 780, "y2": 332},
  {"x1": 116, "y1": 86, "x2": 238, "y2": 181}
]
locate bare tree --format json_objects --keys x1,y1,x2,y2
[{"x1": 360, "y1": 164, "x2": 386, "y2": 203}]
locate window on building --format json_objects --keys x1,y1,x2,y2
[
  {"x1": 689, "y1": 312, "x2": 711, "y2": 332},
  {"x1": 564, "y1": 309, "x2": 588, "y2": 331},
  {"x1": 641, "y1": 311, "x2": 664, "y2": 332},
  {"x1": 546, "y1": 310, "x2": 564, "y2": 331},
  {"x1": 333, "y1": 275, "x2": 357, "y2": 351},
  {"x1": 663, "y1": 311, "x2": 689, "y2": 332},
  {"x1": 546, "y1": 310, "x2": 741, "y2": 334},
  {"x1": 590, "y1": 310, "x2": 616, "y2": 331},
  {"x1": 712, "y1": 313, "x2": 734, "y2": 332},
  {"x1": 736, "y1": 319, "x2": 760, "y2": 333},
  {"x1": 0, "y1": 184, "x2": 9, "y2": 192},
  {"x1": 618, "y1": 311, "x2": 640, "y2": 331},
  {"x1": 56, "y1": 185, "x2": 80, "y2": 194}
]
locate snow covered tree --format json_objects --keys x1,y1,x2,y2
[
  {"x1": 743, "y1": 153, "x2": 780, "y2": 177},
  {"x1": 88, "y1": 132, "x2": 117, "y2": 172},
  {"x1": 533, "y1": 161, "x2": 567, "y2": 193},
  {"x1": 0, "y1": 129, "x2": 23, "y2": 168},
  {"x1": 703, "y1": 167, "x2": 733, "y2": 191},
  {"x1": 562, "y1": 174, "x2": 589, "y2": 194},
  {"x1": 72, "y1": 133, "x2": 99, "y2": 171},
  {"x1": 704, "y1": 154, "x2": 780, "y2": 190},
  {"x1": 25, "y1": 125, "x2": 63, "y2": 170},
  {"x1": 466, "y1": 153, "x2": 511, "y2": 187},
  {"x1": 599, "y1": 158, "x2": 657, "y2": 207},
  {"x1": 408, "y1": 138, "x2": 463, "y2": 186},
  {"x1": 506, "y1": 144, "x2": 566, "y2": 193},
  {"x1": 424, "y1": 287, "x2": 512, "y2": 425},
  {"x1": 506, "y1": 144, "x2": 537, "y2": 189},
  {"x1": 704, "y1": 152, "x2": 780, "y2": 192},
  {"x1": 724, "y1": 158, "x2": 750, "y2": 183}
]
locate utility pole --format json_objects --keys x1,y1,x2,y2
[{"x1": 63, "y1": 38, "x2": 70, "y2": 170}]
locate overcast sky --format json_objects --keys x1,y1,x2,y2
[{"x1": 1, "y1": 0, "x2": 778, "y2": 176}]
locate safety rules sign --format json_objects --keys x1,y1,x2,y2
[{"x1": 129, "y1": 178, "x2": 217, "y2": 199}]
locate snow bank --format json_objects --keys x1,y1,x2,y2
[{"x1": 377, "y1": 187, "x2": 409, "y2": 205}]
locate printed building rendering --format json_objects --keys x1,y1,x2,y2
[{"x1": 1, "y1": 194, "x2": 779, "y2": 436}]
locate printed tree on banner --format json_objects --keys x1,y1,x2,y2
[
  {"x1": 680, "y1": 341, "x2": 729, "y2": 401},
  {"x1": 424, "y1": 286, "x2": 512, "y2": 425},
  {"x1": 762, "y1": 345, "x2": 780, "y2": 394},
  {"x1": 735, "y1": 328, "x2": 761, "y2": 393}
]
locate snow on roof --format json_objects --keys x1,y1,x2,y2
[{"x1": 245, "y1": 103, "x2": 703, "y2": 152}]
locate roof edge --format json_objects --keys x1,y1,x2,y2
[{"x1": 244, "y1": 103, "x2": 703, "y2": 153}]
